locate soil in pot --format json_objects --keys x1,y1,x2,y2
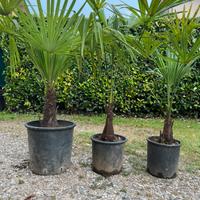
[
  {"x1": 25, "y1": 120, "x2": 76, "y2": 175},
  {"x1": 147, "y1": 136, "x2": 181, "y2": 179},
  {"x1": 91, "y1": 133, "x2": 127, "y2": 176}
]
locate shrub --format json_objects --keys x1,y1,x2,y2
[
  {"x1": 4, "y1": 56, "x2": 44, "y2": 112},
  {"x1": 1, "y1": 34, "x2": 199, "y2": 117}
]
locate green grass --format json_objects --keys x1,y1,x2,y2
[
  {"x1": 0, "y1": 112, "x2": 199, "y2": 173},
  {"x1": 0, "y1": 112, "x2": 37, "y2": 121},
  {"x1": 70, "y1": 114, "x2": 199, "y2": 173}
]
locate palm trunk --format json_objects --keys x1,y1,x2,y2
[
  {"x1": 160, "y1": 84, "x2": 174, "y2": 144},
  {"x1": 101, "y1": 50, "x2": 118, "y2": 141},
  {"x1": 41, "y1": 84, "x2": 58, "y2": 127},
  {"x1": 160, "y1": 114, "x2": 174, "y2": 144},
  {"x1": 101, "y1": 103, "x2": 116, "y2": 141}
]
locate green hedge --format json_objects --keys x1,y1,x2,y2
[
  {"x1": 1, "y1": 34, "x2": 200, "y2": 118},
  {"x1": 3, "y1": 55, "x2": 200, "y2": 118}
]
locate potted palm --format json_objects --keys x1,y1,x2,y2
[
  {"x1": 22, "y1": 0, "x2": 85, "y2": 175},
  {"x1": 114, "y1": 0, "x2": 198, "y2": 178},
  {"x1": 1, "y1": 0, "x2": 85, "y2": 175},
  {"x1": 147, "y1": 8, "x2": 200, "y2": 178},
  {"x1": 81, "y1": 0, "x2": 134, "y2": 176},
  {"x1": 147, "y1": 51, "x2": 187, "y2": 178}
]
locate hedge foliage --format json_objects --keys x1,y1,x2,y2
[{"x1": 1, "y1": 32, "x2": 200, "y2": 118}]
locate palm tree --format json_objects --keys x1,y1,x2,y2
[
  {"x1": 5, "y1": 0, "x2": 85, "y2": 127},
  {"x1": 113, "y1": 0, "x2": 200, "y2": 143},
  {"x1": 0, "y1": 1, "x2": 86, "y2": 126},
  {"x1": 154, "y1": 7, "x2": 200, "y2": 143},
  {"x1": 80, "y1": 0, "x2": 134, "y2": 141},
  {"x1": 155, "y1": 51, "x2": 192, "y2": 143}
]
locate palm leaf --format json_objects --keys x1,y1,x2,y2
[
  {"x1": 155, "y1": 51, "x2": 191, "y2": 88},
  {"x1": 167, "y1": 5, "x2": 200, "y2": 65},
  {"x1": 0, "y1": 0, "x2": 22, "y2": 16},
  {"x1": 117, "y1": 0, "x2": 190, "y2": 27},
  {"x1": 16, "y1": 0, "x2": 85, "y2": 84},
  {"x1": 0, "y1": 2, "x2": 21, "y2": 72}
]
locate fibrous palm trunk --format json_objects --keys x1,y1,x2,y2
[
  {"x1": 160, "y1": 114, "x2": 174, "y2": 144},
  {"x1": 101, "y1": 103, "x2": 117, "y2": 141},
  {"x1": 41, "y1": 84, "x2": 58, "y2": 127}
]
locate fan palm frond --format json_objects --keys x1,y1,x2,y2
[
  {"x1": 167, "y1": 5, "x2": 200, "y2": 65},
  {"x1": 17, "y1": 0, "x2": 85, "y2": 84},
  {"x1": 119, "y1": 0, "x2": 191, "y2": 27},
  {"x1": 156, "y1": 50, "x2": 191, "y2": 89},
  {"x1": 0, "y1": 0, "x2": 22, "y2": 16}
]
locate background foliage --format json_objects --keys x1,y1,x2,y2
[{"x1": 0, "y1": 24, "x2": 200, "y2": 118}]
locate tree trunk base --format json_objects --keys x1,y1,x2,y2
[
  {"x1": 100, "y1": 134, "x2": 119, "y2": 142},
  {"x1": 101, "y1": 104, "x2": 117, "y2": 142},
  {"x1": 160, "y1": 116, "x2": 174, "y2": 144},
  {"x1": 41, "y1": 85, "x2": 58, "y2": 127}
]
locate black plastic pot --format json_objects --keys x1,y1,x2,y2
[
  {"x1": 25, "y1": 120, "x2": 76, "y2": 175},
  {"x1": 91, "y1": 134, "x2": 127, "y2": 176},
  {"x1": 147, "y1": 136, "x2": 181, "y2": 179}
]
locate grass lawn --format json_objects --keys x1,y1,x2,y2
[{"x1": 0, "y1": 112, "x2": 199, "y2": 173}]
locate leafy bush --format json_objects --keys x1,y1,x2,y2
[
  {"x1": 4, "y1": 56, "x2": 44, "y2": 112},
  {"x1": 1, "y1": 33, "x2": 199, "y2": 118},
  {"x1": 3, "y1": 55, "x2": 200, "y2": 118}
]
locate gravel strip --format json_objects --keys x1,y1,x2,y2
[{"x1": 0, "y1": 122, "x2": 200, "y2": 200}]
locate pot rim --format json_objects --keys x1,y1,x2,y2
[
  {"x1": 25, "y1": 120, "x2": 76, "y2": 131},
  {"x1": 147, "y1": 136, "x2": 181, "y2": 148},
  {"x1": 91, "y1": 133, "x2": 128, "y2": 145}
]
